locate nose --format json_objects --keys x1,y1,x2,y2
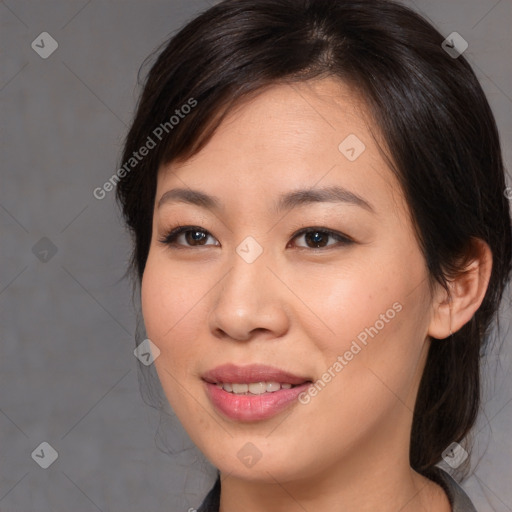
[{"x1": 208, "y1": 246, "x2": 290, "y2": 342}]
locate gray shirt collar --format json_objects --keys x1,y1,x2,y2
[{"x1": 197, "y1": 467, "x2": 478, "y2": 511}]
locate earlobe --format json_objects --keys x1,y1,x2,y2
[{"x1": 427, "y1": 238, "x2": 493, "y2": 340}]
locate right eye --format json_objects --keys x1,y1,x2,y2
[{"x1": 158, "y1": 225, "x2": 220, "y2": 248}]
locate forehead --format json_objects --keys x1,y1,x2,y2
[
  {"x1": 171, "y1": 78, "x2": 370, "y2": 167},
  {"x1": 157, "y1": 78, "x2": 405, "y2": 218}
]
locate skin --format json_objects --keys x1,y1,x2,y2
[{"x1": 141, "y1": 78, "x2": 492, "y2": 512}]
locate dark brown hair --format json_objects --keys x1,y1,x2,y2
[{"x1": 116, "y1": 0, "x2": 512, "y2": 474}]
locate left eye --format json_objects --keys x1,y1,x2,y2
[
  {"x1": 289, "y1": 228, "x2": 353, "y2": 249},
  {"x1": 158, "y1": 226, "x2": 353, "y2": 249}
]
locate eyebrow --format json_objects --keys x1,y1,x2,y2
[{"x1": 157, "y1": 185, "x2": 375, "y2": 214}]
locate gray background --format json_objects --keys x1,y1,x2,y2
[{"x1": 1, "y1": 0, "x2": 511, "y2": 511}]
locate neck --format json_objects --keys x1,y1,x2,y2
[{"x1": 218, "y1": 409, "x2": 450, "y2": 512}]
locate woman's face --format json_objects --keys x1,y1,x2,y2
[{"x1": 141, "y1": 78, "x2": 439, "y2": 484}]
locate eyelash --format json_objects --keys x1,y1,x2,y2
[{"x1": 158, "y1": 224, "x2": 354, "y2": 250}]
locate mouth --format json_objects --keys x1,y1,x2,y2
[{"x1": 202, "y1": 364, "x2": 313, "y2": 422}]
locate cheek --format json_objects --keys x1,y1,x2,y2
[
  {"x1": 141, "y1": 253, "x2": 206, "y2": 372},
  {"x1": 319, "y1": 290, "x2": 430, "y2": 434},
  {"x1": 140, "y1": 253, "x2": 210, "y2": 422},
  {"x1": 290, "y1": 250, "x2": 411, "y2": 353},
  {"x1": 304, "y1": 246, "x2": 431, "y2": 402}
]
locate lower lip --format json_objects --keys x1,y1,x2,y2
[{"x1": 204, "y1": 381, "x2": 311, "y2": 422}]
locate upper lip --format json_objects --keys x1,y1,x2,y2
[{"x1": 202, "y1": 364, "x2": 312, "y2": 385}]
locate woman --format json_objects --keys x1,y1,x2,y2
[{"x1": 116, "y1": 0, "x2": 511, "y2": 510}]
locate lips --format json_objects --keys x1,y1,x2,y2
[
  {"x1": 202, "y1": 364, "x2": 313, "y2": 422},
  {"x1": 202, "y1": 363, "x2": 311, "y2": 386}
]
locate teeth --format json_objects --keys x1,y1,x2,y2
[
  {"x1": 232, "y1": 383, "x2": 249, "y2": 393},
  {"x1": 217, "y1": 381, "x2": 297, "y2": 395},
  {"x1": 265, "y1": 382, "x2": 281, "y2": 393},
  {"x1": 248, "y1": 382, "x2": 266, "y2": 394}
]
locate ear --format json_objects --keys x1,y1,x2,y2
[{"x1": 428, "y1": 238, "x2": 493, "y2": 339}]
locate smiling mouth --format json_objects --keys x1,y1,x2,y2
[{"x1": 201, "y1": 363, "x2": 314, "y2": 421}]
